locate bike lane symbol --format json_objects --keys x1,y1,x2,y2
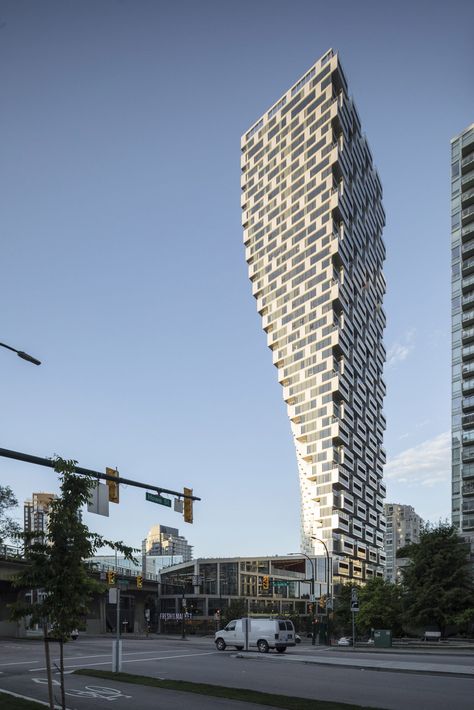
[{"x1": 32, "y1": 678, "x2": 132, "y2": 701}]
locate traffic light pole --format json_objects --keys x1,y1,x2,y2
[{"x1": 0, "y1": 447, "x2": 200, "y2": 503}]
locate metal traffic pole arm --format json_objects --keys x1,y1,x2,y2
[{"x1": 0, "y1": 448, "x2": 200, "y2": 502}]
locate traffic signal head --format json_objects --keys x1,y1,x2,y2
[
  {"x1": 183, "y1": 487, "x2": 193, "y2": 523},
  {"x1": 107, "y1": 570, "x2": 116, "y2": 585},
  {"x1": 262, "y1": 575, "x2": 270, "y2": 590},
  {"x1": 136, "y1": 575, "x2": 143, "y2": 590},
  {"x1": 106, "y1": 467, "x2": 120, "y2": 504}
]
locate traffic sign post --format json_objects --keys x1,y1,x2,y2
[{"x1": 351, "y1": 588, "x2": 359, "y2": 649}]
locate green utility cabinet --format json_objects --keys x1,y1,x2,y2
[{"x1": 374, "y1": 629, "x2": 392, "y2": 648}]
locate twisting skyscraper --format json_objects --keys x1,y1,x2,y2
[{"x1": 241, "y1": 50, "x2": 386, "y2": 583}]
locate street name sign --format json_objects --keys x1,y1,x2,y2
[{"x1": 146, "y1": 492, "x2": 172, "y2": 507}]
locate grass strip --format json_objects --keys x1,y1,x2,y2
[
  {"x1": 0, "y1": 691, "x2": 47, "y2": 709},
  {"x1": 75, "y1": 669, "x2": 384, "y2": 710}
]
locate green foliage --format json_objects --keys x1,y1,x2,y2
[
  {"x1": 332, "y1": 583, "x2": 352, "y2": 634},
  {"x1": 398, "y1": 521, "x2": 474, "y2": 634},
  {"x1": 9, "y1": 456, "x2": 137, "y2": 640},
  {"x1": 357, "y1": 578, "x2": 403, "y2": 636},
  {"x1": 0, "y1": 485, "x2": 20, "y2": 545},
  {"x1": 221, "y1": 597, "x2": 248, "y2": 626},
  {"x1": 76, "y1": 669, "x2": 387, "y2": 709}
]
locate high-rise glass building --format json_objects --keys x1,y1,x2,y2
[
  {"x1": 241, "y1": 49, "x2": 387, "y2": 583},
  {"x1": 451, "y1": 123, "x2": 474, "y2": 553}
]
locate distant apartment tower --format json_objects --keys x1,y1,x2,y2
[
  {"x1": 451, "y1": 123, "x2": 474, "y2": 553},
  {"x1": 23, "y1": 492, "x2": 56, "y2": 544},
  {"x1": 241, "y1": 49, "x2": 387, "y2": 583},
  {"x1": 143, "y1": 524, "x2": 193, "y2": 562},
  {"x1": 384, "y1": 504, "x2": 423, "y2": 583}
]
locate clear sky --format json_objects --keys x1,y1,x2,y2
[{"x1": 1, "y1": 0, "x2": 473, "y2": 557}]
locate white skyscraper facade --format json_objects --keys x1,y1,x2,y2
[{"x1": 242, "y1": 50, "x2": 386, "y2": 583}]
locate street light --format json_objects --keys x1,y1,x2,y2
[
  {"x1": 311, "y1": 535, "x2": 331, "y2": 645},
  {"x1": 287, "y1": 552, "x2": 317, "y2": 646},
  {"x1": 0, "y1": 341, "x2": 41, "y2": 366}
]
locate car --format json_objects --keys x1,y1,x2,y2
[
  {"x1": 70, "y1": 629, "x2": 79, "y2": 640},
  {"x1": 295, "y1": 634, "x2": 301, "y2": 644},
  {"x1": 337, "y1": 636, "x2": 352, "y2": 646}
]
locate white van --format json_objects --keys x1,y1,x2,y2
[{"x1": 214, "y1": 618, "x2": 296, "y2": 653}]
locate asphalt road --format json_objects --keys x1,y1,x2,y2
[{"x1": 0, "y1": 636, "x2": 473, "y2": 710}]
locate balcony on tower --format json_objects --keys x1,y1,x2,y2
[
  {"x1": 461, "y1": 152, "x2": 474, "y2": 175},
  {"x1": 462, "y1": 187, "x2": 474, "y2": 209},
  {"x1": 462, "y1": 169, "x2": 474, "y2": 191},
  {"x1": 462, "y1": 205, "x2": 474, "y2": 226},
  {"x1": 462, "y1": 326, "x2": 474, "y2": 344},
  {"x1": 462, "y1": 238, "x2": 474, "y2": 260}
]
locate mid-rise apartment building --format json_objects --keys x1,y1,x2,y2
[
  {"x1": 451, "y1": 123, "x2": 474, "y2": 553},
  {"x1": 384, "y1": 503, "x2": 423, "y2": 583},
  {"x1": 241, "y1": 49, "x2": 387, "y2": 583},
  {"x1": 142, "y1": 524, "x2": 193, "y2": 562},
  {"x1": 23, "y1": 492, "x2": 56, "y2": 544}
]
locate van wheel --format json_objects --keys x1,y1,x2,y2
[
  {"x1": 257, "y1": 640, "x2": 269, "y2": 653},
  {"x1": 215, "y1": 638, "x2": 226, "y2": 651},
  {"x1": 235, "y1": 646, "x2": 243, "y2": 651},
  {"x1": 277, "y1": 647, "x2": 286, "y2": 653}
]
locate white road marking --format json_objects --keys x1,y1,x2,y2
[
  {"x1": 0, "y1": 684, "x2": 73, "y2": 709},
  {"x1": 0, "y1": 660, "x2": 41, "y2": 667},
  {"x1": 31, "y1": 650, "x2": 218, "y2": 671}
]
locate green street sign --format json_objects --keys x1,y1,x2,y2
[
  {"x1": 146, "y1": 492, "x2": 172, "y2": 507},
  {"x1": 273, "y1": 580, "x2": 288, "y2": 587}
]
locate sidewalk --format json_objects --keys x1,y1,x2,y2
[{"x1": 237, "y1": 649, "x2": 474, "y2": 677}]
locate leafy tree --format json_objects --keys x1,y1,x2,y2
[
  {"x1": 357, "y1": 577, "x2": 403, "y2": 636},
  {"x1": 9, "y1": 457, "x2": 137, "y2": 710},
  {"x1": 397, "y1": 521, "x2": 474, "y2": 636},
  {"x1": 221, "y1": 597, "x2": 248, "y2": 626},
  {"x1": 332, "y1": 582, "x2": 353, "y2": 635},
  {"x1": 0, "y1": 485, "x2": 20, "y2": 545}
]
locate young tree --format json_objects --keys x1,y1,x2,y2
[
  {"x1": 10, "y1": 457, "x2": 137, "y2": 710},
  {"x1": 398, "y1": 521, "x2": 474, "y2": 636},
  {"x1": 0, "y1": 485, "x2": 20, "y2": 545}
]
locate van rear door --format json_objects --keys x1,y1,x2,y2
[{"x1": 278, "y1": 620, "x2": 295, "y2": 644}]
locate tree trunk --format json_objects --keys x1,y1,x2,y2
[
  {"x1": 42, "y1": 622, "x2": 55, "y2": 710},
  {"x1": 59, "y1": 638, "x2": 66, "y2": 710}
]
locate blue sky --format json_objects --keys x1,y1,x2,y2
[{"x1": 1, "y1": 0, "x2": 473, "y2": 557}]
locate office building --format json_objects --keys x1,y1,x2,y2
[
  {"x1": 452, "y1": 124, "x2": 474, "y2": 555},
  {"x1": 241, "y1": 49, "x2": 386, "y2": 583},
  {"x1": 384, "y1": 503, "x2": 423, "y2": 583},
  {"x1": 159, "y1": 554, "x2": 328, "y2": 620}
]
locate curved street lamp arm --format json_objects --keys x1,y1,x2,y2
[{"x1": 0, "y1": 341, "x2": 41, "y2": 366}]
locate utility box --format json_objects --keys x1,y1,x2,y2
[{"x1": 374, "y1": 629, "x2": 392, "y2": 648}]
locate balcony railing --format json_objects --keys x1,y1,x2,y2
[
  {"x1": 462, "y1": 187, "x2": 474, "y2": 207},
  {"x1": 462, "y1": 205, "x2": 474, "y2": 224},
  {"x1": 462, "y1": 169, "x2": 474, "y2": 189},
  {"x1": 462, "y1": 153, "x2": 474, "y2": 174}
]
